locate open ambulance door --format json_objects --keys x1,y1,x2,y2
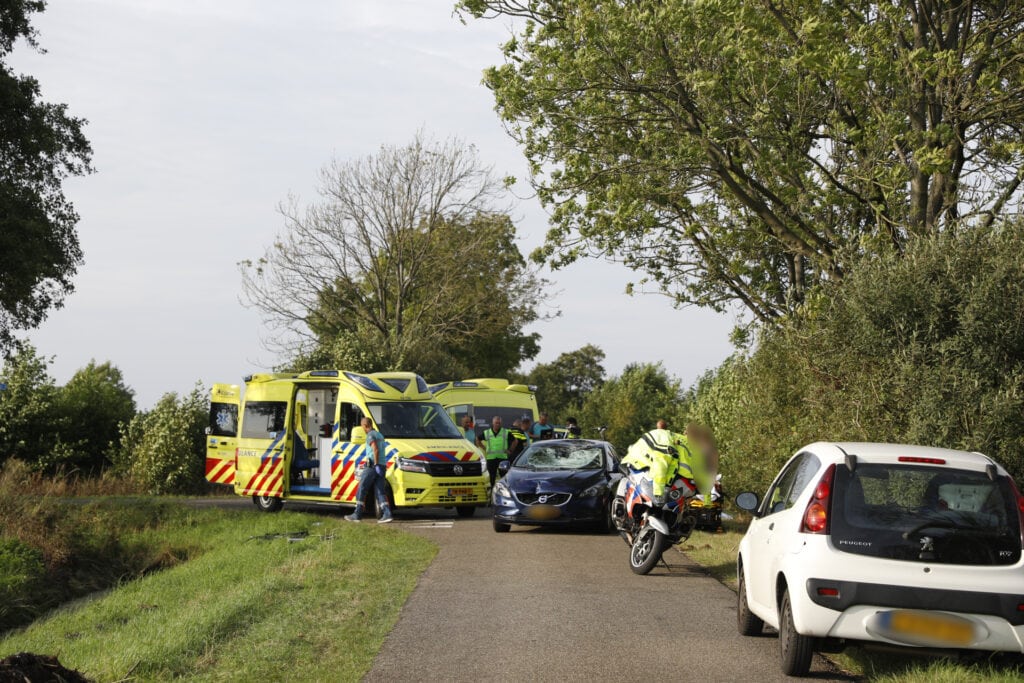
[
  {"x1": 205, "y1": 384, "x2": 240, "y2": 485},
  {"x1": 235, "y1": 384, "x2": 292, "y2": 508}
]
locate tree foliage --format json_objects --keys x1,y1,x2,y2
[
  {"x1": 241, "y1": 133, "x2": 547, "y2": 379},
  {"x1": 52, "y1": 360, "x2": 135, "y2": 473},
  {"x1": 577, "y1": 362, "x2": 685, "y2": 453},
  {"x1": 686, "y1": 222, "x2": 1024, "y2": 494},
  {"x1": 0, "y1": 343, "x2": 57, "y2": 466},
  {"x1": 0, "y1": 0, "x2": 93, "y2": 351},
  {"x1": 516, "y1": 344, "x2": 606, "y2": 419},
  {"x1": 460, "y1": 0, "x2": 1024, "y2": 320},
  {"x1": 0, "y1": 347, "x2": 136, "y2": 474},
  {"x1": 113, "y1": 385, "x2": 207, "y2": 495}
]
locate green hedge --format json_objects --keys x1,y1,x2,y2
[{"x1": 687, "y1": 223, "x2": 1024, "y2": 495}]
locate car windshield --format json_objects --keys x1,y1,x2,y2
[
  {"x1": 366, "y1": 401, "x2": 463, "y2": 440},
  {"x1": 831, "y1": 463, "x2": 1022, "y2": 566},
  {"x1": 514, "y1": 442, "x2": 604, "y2": 470}
]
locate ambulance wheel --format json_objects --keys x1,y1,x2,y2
[
  {"x1": 456, "y1": 506, "x2": 476, "y2": 518},
  {"x1": 253, "y1": 495, "x2": 282, "y2": 513}
]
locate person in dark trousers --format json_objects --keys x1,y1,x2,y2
[
  {"x1": 509, "y1": 416, "x2": 533, "y2": 460},
  {"x1": 345, "y1": 416, "x2": 393, "y2": 523},
  {"x1": 478, "y1": 415, "x2": 515, "y2": 487}
]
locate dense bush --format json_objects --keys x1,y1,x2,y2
[
  {"x1": 113, "y1": 384, "x2": 207, "y2": 495},
  {"x1": 0, "y1": 347, "x2": 136, "y2": 475},
  {"x1": 0, "y1": 537, "x2": 45, "y2": 629},
  {"x1": 686, "y1": 224, "x2": 1024, "y2": 495}
]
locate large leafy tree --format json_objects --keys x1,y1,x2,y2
[
  {"x1": 460, "y1": 0, "x2": 1024, "y2": 321},
  {"x1": 54, "y1": 360, "x2": 135, "y2": 473},
  {"x1": 517, "y1": 344, "x2": 606, "y2": 419},
  {"x1": 241, "y1": 133, "x2": 548, "y2": 379},
  {"x1": 0, "y1": 0, "x2": 93, "y2": 351},
  {"x1": 577, "y1": 362, "x2": 685, "y2": 452}
]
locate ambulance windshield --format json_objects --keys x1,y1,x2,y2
[{"x1": 367, "y1": 401, "x2": 463, "y2": 440}]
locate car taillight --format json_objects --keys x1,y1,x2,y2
[
  {"x1": 1005, "y1": 474, "x2": 1024, "y2": 547},
  {"x1": 801, "y1": 464, "x2": 836, "y2": 534}
]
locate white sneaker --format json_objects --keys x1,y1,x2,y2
[{"x1": 377, "y1": 516, "x2": 393, "y2": 524}]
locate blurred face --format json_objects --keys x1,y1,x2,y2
[
  {"x1": 539, "y1": 415, "x2": 548, "y2": 425},
  {"x1": 492, "y1": 417, "x2": 502, "y2": 431},
  {"x1": 522, "y1": 419, "x2": 532, "y2": 432},
  {"x1": 462, "y1": 416, "x2": 473, "y2": 429}
]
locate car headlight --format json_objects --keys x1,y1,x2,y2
[
  {"x1": 398, "y1": 457, "x2": 428, "y2": 473},
  {"x1": 494, "y1": 481, "x2": 512, "y2": 499},
  {"x1": 580, "y1": 484, "x2": 601, "y2": 498}
]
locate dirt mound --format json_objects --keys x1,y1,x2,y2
[{"x1": 0, "y1": 652, "x2": 91, "y2": 682}]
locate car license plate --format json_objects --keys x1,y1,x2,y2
[
  {"x1": 869, "y1": 610, "x2": 977, "y2": 647},
  {"x1": 526, "y1": 504, "x2": 561, "y2": 520},
  {"x1": 447, "y1": 488, "x2": 473, "y2": 496}
]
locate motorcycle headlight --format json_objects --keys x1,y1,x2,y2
[
  {"x1": 398, "y1": 457, "x2": 428, "y2": 473},
  {"x1": 653, "y1": 494, "x2": 666, "y2": 506},
  {"x1": 580, "y1": 484, "x2": 601, "y2": 498}
]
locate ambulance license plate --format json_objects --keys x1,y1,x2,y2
[{"x1": 447, "y1": 488, "x2": 473, "y2": 496}]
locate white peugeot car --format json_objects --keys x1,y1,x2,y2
[{"x1": 735, "y1": 442, "x2": 1024, "y2": 676}]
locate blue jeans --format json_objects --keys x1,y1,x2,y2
[{"x1": 354, "y1": 464, "x2": 387, "y2": 508}]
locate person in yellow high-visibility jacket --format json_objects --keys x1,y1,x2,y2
[{"x1": 622, "y1": 427, "x2": 712, "y2": 503}]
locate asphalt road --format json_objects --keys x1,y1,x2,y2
[{"x1": 363, "y1": 511, "x2": 853, "y2": 682}]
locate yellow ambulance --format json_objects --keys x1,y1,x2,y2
[
  {"x1": 428, "y1": 378, "x2": 540, "y2": 436},
  {"x1": 205, "y1": 370, "x2": 489, "y2": 516}
]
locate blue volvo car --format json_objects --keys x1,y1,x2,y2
[{"x1": 492, "y1": 439, "x2": 621, "y2": 532}]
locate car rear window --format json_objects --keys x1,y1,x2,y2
[{"x1": 831, "y1": 463, "x2": 1022, "y2": 566}]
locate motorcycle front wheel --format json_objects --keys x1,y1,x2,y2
[{"x1": 629, "y1": 526, "x2": 665, "y2": 575}]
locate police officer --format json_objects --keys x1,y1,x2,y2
[
  {"x1": 621, "y1": 425, "x2": 711, "y2": 503},
  {"x1": 510, "y1": 416, "x2": 533, "y2": 460}
]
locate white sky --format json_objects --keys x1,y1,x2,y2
[{"x1": 9, "y1": 0, "x2": 738, "y2": 409}]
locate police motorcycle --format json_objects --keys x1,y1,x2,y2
[{"x1": 611, "y1": 464, "x2": 699, "y2": 575}]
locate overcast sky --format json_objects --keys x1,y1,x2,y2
[{"x1": 9, "y1": 0, "x2": 738, "y2": 409}]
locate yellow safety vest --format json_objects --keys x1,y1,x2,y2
[{"x1": 483, "y1": 428, "x2": 509, "y2": 460}]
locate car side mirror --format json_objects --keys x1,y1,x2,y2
[
  {"x1": 735, "y1": 491, "x2": 760, "y2": 513},
  {"x1": 498, "y1": 460, "x2": 510, "y2": 476}
]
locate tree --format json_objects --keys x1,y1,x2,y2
[
  {"x1": 0, "y1": 0, "x2": 93, "y2": 351},
  {"x1": 241, "y1": 133, "x2": 548, "y2": 379},
  {"x1": 518, "y1": 344, "x2": 606, "y2": 419},
  {"x1": 53, "y1": 361, "x2": 135, "y2": 473},
  {"x1": 0, "y1": 343, "x2": 57, "y2": 465},
  {"x1": 460, "y1": 1, "x2": 1024, "y2": 321},
  {"x1": 577, "y1": 362, "x2": 684, "y2": 453}
]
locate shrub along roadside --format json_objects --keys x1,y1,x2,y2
[
  {"x1": 686, "y1": 223, "x2": 1024, "y2": 497},
  {"x1": 0, "y1": 504, "x2": 436, "y2": 681}
]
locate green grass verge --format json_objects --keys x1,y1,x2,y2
[
  {"x1": 678, "y1": 520, "x2": 1024, "y2": 682},
  {"x1": 0, "y1": 506, "x2": 436, "y2": 681}
]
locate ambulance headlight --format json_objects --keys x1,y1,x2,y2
[{"x1": 398, "y1": 458, "x2": 428, "y2": 473}]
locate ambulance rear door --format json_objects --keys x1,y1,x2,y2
[
  {"x1": 205, "y1": 384, "x2": 240, "y2": 485},
  {"x1": 235, "y1": 382, "x2": 293, "y2": 500}
]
